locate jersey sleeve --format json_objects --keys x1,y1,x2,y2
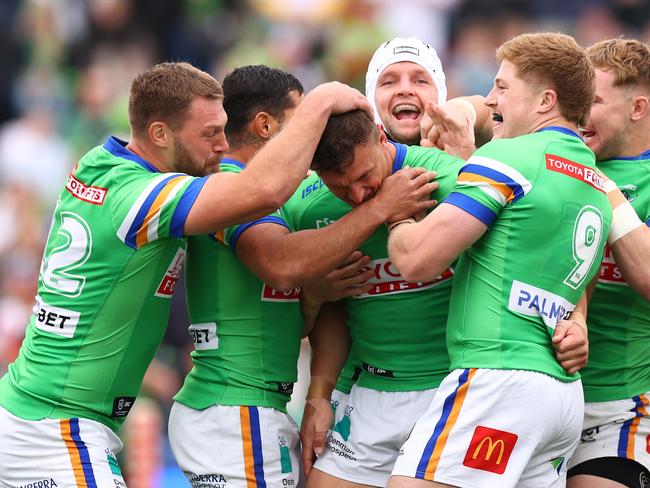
[
  {"x1": 404, "y1": 146, "x2": 464, "y2": 201},
  {"x1": 444, "y1": 141, "x2": 533, "y2": 226},
  {"x1": 113, "y1": 170, "x2": 208, "y2": 249},
  {"x1": 220, "y1": 208, "x2": 289, "y2": 249}
]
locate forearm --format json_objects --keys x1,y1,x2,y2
[
  {"x1": 307, "y1": 303, "x2": 350, "y2": 400},
  {"x1": 611, "y1": 225, "x2": 650, "y2": 299},
  {"x1": 257, "y1": 200, "x2": 386, "y2": 290},
  {"x1": 244, "y1": 94, "x2": 331, "y2": 206},
  {"x1": 606, "y1": 183, "x2": 650, "y2": 299}
]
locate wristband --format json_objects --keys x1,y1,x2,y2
[
  {"x1": 603, "y1": 179, "x2": 618, "y2": 194},
  {"x1": 306, "y1": 376, "x2": 335, "y2": 400},
  {"x1": 387, "y1": 217, "x2": 415, "y2": 233},
  {"x1": 608, "y1": 200, "x2": 643, "y2": 245}
]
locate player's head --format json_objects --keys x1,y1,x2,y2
[
  {"x1": 311, "y1": 109, "x2": 393, "y2": 207},
  {"x1": 487, "y1": 33, "x2": 594, "y2": 139},
  {"x1": 128, "y1": 62, "x2": 228, "y2": 177},
  {"x1": 365, "y1": 37, "x2": 447, "y2": 145},
  {"x1": 222, "y1": 65, "x2": 304, "y2": 151},
  {"x1": 583, "y1": 39, "x2": 650, "y2": 161}
]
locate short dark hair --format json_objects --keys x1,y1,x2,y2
[
  {"x1": 222, "y1": 65, "x2": 303, "y2": 148},
  {"x1": 311, "y1": 110, "x2": 379, "y2": 173},
  {"x1": 129, "y1": 62, "x2": 223, "y2": 137}
]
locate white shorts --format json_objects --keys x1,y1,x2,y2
[
  {"x1": 168, "y1": 402, "x2": 305, "y2": 487},
  {"x1": 391, "y1": 369, "x2": 584, "y2": 488},
  {"x1": 568, "y1": 392, "x2": 650, "y2": 470},
  {"x1": 0, "y1": 405, "x2": 126, "y2": 487},
  {"x1": 314, "y1": 385, "x2": 437, "y2": 486},
  {"x1": 330, "y1": 388, "x2": 349, "y2": 419}
]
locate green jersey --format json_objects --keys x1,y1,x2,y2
[
  {"x1": 174, "y1": 158, "x2": 303, "y2": 413},
  {"x1": 444, "y1": 127, "x2": 611, "y2": 381},
  {"x1": 0, "y1": 137, "x2": 207, "y2": 432},
  {"x1": 581, "y1": 152, "x2": 650, "y2": 402},
  {"x1": 284, "y1": 143, "x2": 462, "y2": 391}
]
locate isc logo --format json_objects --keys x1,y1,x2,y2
[{"x1": 463, "y1": 425, "x2": 518, "y2": 475}]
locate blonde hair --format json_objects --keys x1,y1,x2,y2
[
  {"x1": 586, "y1": 38, "x2": 650, "y2": 91},
  {"x1": 497, "y1": 33, "x2": 594, "y2": 126}
]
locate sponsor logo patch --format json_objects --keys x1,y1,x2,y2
[
  {"x1": 545, "y1": 154, "x2": 605, "y2": 192},
  {"x1": 463, "y1": 425, "x2": 518, "y2": 475},
  {"x1": 32, "y1": 296, "x2": 80, "y2": 338},
  {"x1": 189, "y1": 322, "x2": 218, "y2": 350},
  {"x1": 508, "y1": 280, "x2": 574, "y2": 329},
  {"x1": 261, "y1": 285, "x2": 301, "y2": 302},
  {"x1": 18, "y1": 479, "x2": 58, "y2": 488},
  {"x1": 394, "y1": 45, "x2": 419, "y2": 56},
  {"x1": 66, "y1": 173, "x2": 108, "y2": 205},
  {"x1": 155, "y1": 248, "x2": 185, "y2": 298},
  {"x1": 353, "y1": 258, "x2": 453, "y2": 298},
  {"x1": 598, "y1": 244, "x2": 627, "y2": 285},
  {"x1": 112, "y1": 396, "x2": 135, "y2": 417}
]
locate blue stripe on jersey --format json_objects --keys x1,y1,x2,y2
[
  {"x1": 229, "y1": 215, "x2": 289, "y2": 250},
  {"x1": 391, "y1": 142, "x2": 408, "y2": 174},
  {"x1": 445, "y1": 192, "x2": 497, "y2": 227},
  {"x1": 416, "y1": 369, "x2": 470, "y2": 478},
  {"x1": 613, "y1": 150, "x2": 650, "y2": 161},
  {"x1": 124, "y1": 174, "x2": 179, "y2": 248},
  {"x1": 461, "y1": 163, "x2": 526, "y2": 202},
  {"x1": 248, "y1": 407, "x2": 267, "y2": 488},
  {"x1": 538, "y1": 126, "x2": 582, "y2": 139},
  {"x1": 103, "y1": 136, "x2": 160, "y2": 173},
  {"x1": 221, "y1": 157, "x2": 246, "y2": 169},
  {"x1": 70, "y1": 418, "x2": 98, "y2": 488},
  {"x1": 170, "y1": 176, "x2": 209, "y2": 237}
]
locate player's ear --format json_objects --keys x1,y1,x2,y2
[
  {"x1": 630, "y1": 95, "x2": 649, "y2": 122},
  {"x1": 254, "y1": 112, "x2": 274, "y2": 139},
  {"x1": 538, "y1": 89, "x2": 557, "y2": 115},
  {"x1": 149, "y1": 121, "x2": 171, "y2": 148}
]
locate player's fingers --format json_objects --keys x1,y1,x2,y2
[
  {"x1": 313, "y1": 431, "x2": 328, "y2": 456},
  {"x1": 412, "y1": 170, "x2": 437, "y2": 184},
  {"x1": 337, "y1": 271, "x2": 374, "y2": 289},
  {"x1": 551, "y1": 323, "x2": 567, "y2": 344},
  {"x1": 343, "y1": 250, "x2": 364, "y2": 265}
]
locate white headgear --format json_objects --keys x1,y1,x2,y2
[{"x1": 365, "y1": 37, "x2": 447, "y2": 125}]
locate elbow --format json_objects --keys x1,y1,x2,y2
[
  {"x1": 633, "y1": 276, "x2": 650, "y2": 302},
  {"x1": 262, "y1": 269, "x2": 301, "y2": 293},
  {"x1": 393, "y1": 252, "x2": 446, "y2": 283},
  {"x1": 257, "y1": 180, "x2": 292, "y2": 211}
]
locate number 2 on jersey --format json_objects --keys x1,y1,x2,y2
[
  {"x1": 564, "y1": 205, "x2": 604, "y2": 290},
  {"x1": 42, "y1": 212, "x2": 92, "y2": 297}
]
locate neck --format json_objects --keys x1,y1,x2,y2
[
  {"x1": 126, "y1": 138, "x2": 169, "y2": 172},
  {"x1": 384, "y1": 140, "x2": 397, "y2": 176},
  {"x1": 619, "y1": 122, "x2": 650, "y2": 157},
  {"x1": 529, "y1": 114, "x2": 578, "y2": 135},
  {"x1": 225, "y1": 144, "x2": 260, "y2": 166}
]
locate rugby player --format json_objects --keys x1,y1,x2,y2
[{"x1": 387, "y1": 32, "x2": 610, "y2": 487}]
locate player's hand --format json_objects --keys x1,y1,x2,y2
[
  {"x1": 300, "y1": 397, "x2": 333, "y2": 477},
  {"x1": 303, "y1": 251, "x2": 374, "y2": 304},
  {"x1": 374, "y1": 166, "x2": 438, "y2": 223},
  {"x1": 309, "y1": 82, "x2": 373, "y2": 118},
  {"x1": 420, "y1": 101, "x2": 476, "y2": 159},
  {"x1": 552, "y1": 316, "x2": 588, "y2": 375}
]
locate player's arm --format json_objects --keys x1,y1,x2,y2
[
  {"x1": 604, "y1": 181, "x2": 650, "y2": 300},
  {"x1": 388, "y1": 202, "x2": 488, "y2": 283},
  {"x1": 301, "y1": 301, "x2": 350, "y2": 476},
  {"x1": 184, "y1": 82, "x2": 372, "y2": 235},
  {"x1": 234, "y1": 167, "x2": 437, "y2": 291},
  {"x1": 420, "y1": 95, "x2": 492, "y2": 155}
]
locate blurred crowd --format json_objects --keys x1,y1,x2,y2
[{"x1": 1, "y1": 0, "x2": 649, "y2": 485}]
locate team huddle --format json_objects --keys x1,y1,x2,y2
[{"x1": 0, "y1": 31, "x2": 648, "y2": 488}]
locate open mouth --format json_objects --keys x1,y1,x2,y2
[
  {"x1": 579, "y1": 127, "x2": 596, "y2": 142},
  {"x1": 393, "y1": 103, "x2": 421, "y2": 121},
  {"x1": 492, "y1": 112, "x2": 504, "y2": 123}
]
